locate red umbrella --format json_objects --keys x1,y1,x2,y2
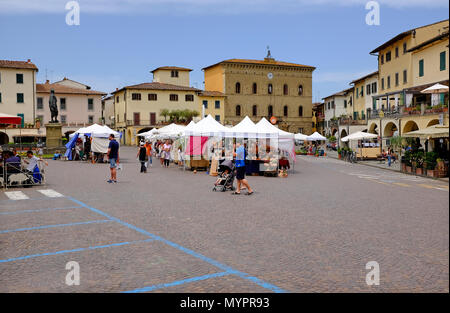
[{"x1": 0, "y1": 113, "x2": 22, "y2": 125}]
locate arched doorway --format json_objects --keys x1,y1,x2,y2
[
  {"x1": 368, "y1": 123, "x2": 378, "y2": 134},
  {"x1": 403, "y1": 121, "x2": 419, "y2": 134},
  {"x1": 340, "y1": 129, "x2": 348, "y2": 139},
  {"x1": 383, "y1": 122, "x2": 398, "y2": 137},
  {"x1": 138, "y1": 127, "x2": 153, "y2": 134},
  {"x1": 427, "y1": 119, "x2": 439, "y2": 127},
  {"x1": 0, "y1": 132, "x2": 9, "y2": 145},
  {"x1": 332, "y1": 128, "x2": 338, "y2": 136}
]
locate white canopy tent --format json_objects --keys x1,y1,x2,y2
[
  {"x1": 294, "y1": 133, "x2": 308, "y2": 141},
  {"x1": 255, "y1": 118, "x2": 294, "y2": 139},
  {"x1": 306, "y1": 132, "x2": 327, "y2": 141},
  {"x1": 227, "y1": 116, "x2": 260, "y2": 138},
  {"x1": 73, "y1": 124, "x2": 120, "y2": 138},
  {"x1": 137, "y1": 128, "x2": 158, "y2": 138},
  {"x1": 341, "y1": 131, "x2": 378, "y2": 142},
  {"x1": 147, "y1": 123, "x2": 186, "y2": 140},
  {"x1": 186, "y1": 114, "x2": 230, "y2": 137}
]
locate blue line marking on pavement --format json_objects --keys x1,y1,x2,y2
[
  {"x1": 0, "y1": 196, "x2": 68, "y2": 204},
  {"x1": 68, "y1": 196, "x2": 287, "y2": 293},
  {"x1": 0, "y1": 219, "x2": 111, "y2": 234},
  {"x1": 123, "y1": 272, "x2": 231, "y2": 293},
  {"x1": 0, "y1": 206, "x2": 82, "y2": 215},
  {"x1": 0, "y1": 239, "x2": 154, "y2": 263}
]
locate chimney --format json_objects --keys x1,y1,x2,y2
[
  {"x1": 27, "y1": 59, "x2": 31, "y2": 63},
  {"x1": 116, "y1": 88, "x2": 118, "y2": 91},
  {"x1": 45, "y1": 80, "x2": 50, "y2": 84}
]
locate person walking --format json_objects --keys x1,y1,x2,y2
[
  {"x1": 233, "y1": 142, "x2": 253, "y2": 195},
  {"x1": 106, "y1": 134, "x2": 119, "y2": 183},
  {"x1": 137, "y1": 142, "x2": 147, "y2": 173},
  {"x1": 163, "y1": 139, "x2": 172, "y2": 168},
  {"x1": 145, "y1": 140, "x2": 152, "y2": 168}
]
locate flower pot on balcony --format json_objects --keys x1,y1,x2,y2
[
  {"x1": 416, "y1": 167, "x2": 423, "y2": 176},
  {"x1": 406, "y1": 166, "x2": 412, "y2": 173}
]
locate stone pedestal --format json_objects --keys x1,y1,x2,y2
[{"x1": 45, "y1": 123, "x2": 63, "y2": 148}]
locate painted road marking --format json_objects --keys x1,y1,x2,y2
[
  {"x1": 68, "y1": 197, "x2": 287, "y2": 293},
  {"x1": 37, "y1": 189, "x2": 64, "y2": 198},
  {"x1": 4, "y1": 191, "x2": 29, "y2": 200},
  {"x1": 0, "y1": 219, "x2": 111, "y2": 234},
  {"x1": 123, "y1": 271, "x2": 231, "y2": 293},
  {"x1": 418, "y1": 184, "x2": 435, "y2": 189},
  {"x1": 0, "y1": 239, "x2": 154, "y2": 263},
  {"x1": 393, "y1": 183, "x2": 410, "y2": 187},
  {"x1": 0, "y1": 206, "x2": 82, "y2": 216}
]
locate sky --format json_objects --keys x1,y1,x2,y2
[{"x1": 0, "y1": 0, "x2": 448, "y2": 101}]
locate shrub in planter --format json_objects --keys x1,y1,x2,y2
[
  {"x1": 337, "y1": 147, "x2": 342, "y2": 159},
  {"x1": 425, "y1": 152, "x2": 437, "y2": 177}
]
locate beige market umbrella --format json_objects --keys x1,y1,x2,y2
[{"x1": 421, "y1": 83, "x2": 449, "y2": 94}]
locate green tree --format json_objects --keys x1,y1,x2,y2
[{"x1": 160, "y1": 109, "x2": 170, "y2": 122}]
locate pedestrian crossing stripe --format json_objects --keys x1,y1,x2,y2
[
  {"x1": 4, "y1": 191, "x2": 29, "y2": 200},
  {"x1": 37, "y1": 189, "x2": 64, "y2": 198}
]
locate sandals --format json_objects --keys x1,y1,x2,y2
[
  {"x1": 246, "y1": 191, "x2": 254, "y2": 196},
  {"x1": 232, "y1": 191, "x2": 241, "y2": 195}
]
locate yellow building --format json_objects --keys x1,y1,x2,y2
[
  {"x1": 0, "y1": 59, "x2": 38, "y2": 126},
  {"x1": 367, "y1": 19, "x2": 449, "y2": 149},
  {"x1": 312, "y1": 102, "x2": 325, "y2": 135},
  {"x1": 203, "y1": 53, "x2": 316, "y2": 134},
  {"x1": 197, "y1": 91, "x2": 226, "y2": 123},
  {"x1": 370, "y1": 19, "x2": 448, "y2": 110},
  {"x1": 350, "y1": 71, "x2": 379, "y2": 121}
]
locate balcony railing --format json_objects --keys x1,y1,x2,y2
[{"x1": 338, "y1": 117, "x2": 367, "y2": 125}]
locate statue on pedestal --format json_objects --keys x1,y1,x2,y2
[{"x1": 49, "y1": 89, "x2": 59, "y2": 123}]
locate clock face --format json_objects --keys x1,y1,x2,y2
[{"x1": 267, "y1": 72, "x2": 273, "y2": 80}]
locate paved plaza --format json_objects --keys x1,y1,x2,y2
[{"x1": 0, "y1": 146, "x2": 448, "y2": 292}]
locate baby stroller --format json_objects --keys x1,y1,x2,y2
[{"x1": 213, "y1": 160, "x2": 235, "y2": 192}]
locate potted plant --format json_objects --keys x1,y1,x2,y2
[
  {"x1": 436, "y1": 158, "x2": 448, "y2": 178},
  {"x1": 337, "y1": 147, "x2": 342, "y2": 159},
  {"x1": 404, "y1": 150, "x2": 412, "y2": 173},
  {"x1": 425, "y1": 152, "x2": 437, "y2": 177},
  {"x1": 414, "y1": 151, "x2": 424, "y2": 175}
]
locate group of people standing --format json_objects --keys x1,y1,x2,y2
[{"x1": 137, "y1": 139, "x2": 172, "y2": 173}]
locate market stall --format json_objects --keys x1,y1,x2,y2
[{"x1": 341, "y1": 131, "x2": 379, "y2": 159}]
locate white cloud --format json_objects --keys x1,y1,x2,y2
[{"x1": 0, "y1": 0, "x2": 448, "y2": 14}]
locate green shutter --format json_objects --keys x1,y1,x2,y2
[
  {"x1": 356, "y1": 87, "x2": 358, "y2": 98},
  {"x1": 440, "y1": 51, "x2": 446, "y2": 71},
  {"x1": 17, "y1": 113, "x2": 24, "y2": 128},
  {"x1": 419, "y1": 59, "x2": 424, "y2": 77},
  {"x1": 373, "y1": 98, "x2": 377, "y2": 110}
]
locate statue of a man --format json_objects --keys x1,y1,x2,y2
[{"x1": 49, "y1": 89, "x2": 59, "y2": 123}]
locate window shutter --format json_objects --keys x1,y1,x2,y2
[{"x1": 440, "y1": 51, "x2": 446, "y2": 71}]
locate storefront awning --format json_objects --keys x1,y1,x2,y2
[{"x1": 403, "y1": 125, "x2": 449, "y2": 139}]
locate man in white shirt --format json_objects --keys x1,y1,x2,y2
[{"x1": 23, "y1": 150, "x2": 48, "y2": 173}]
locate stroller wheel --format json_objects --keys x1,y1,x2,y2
[{"x1": 212, "y1": 187, "x2": 216, "y2": 191}]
